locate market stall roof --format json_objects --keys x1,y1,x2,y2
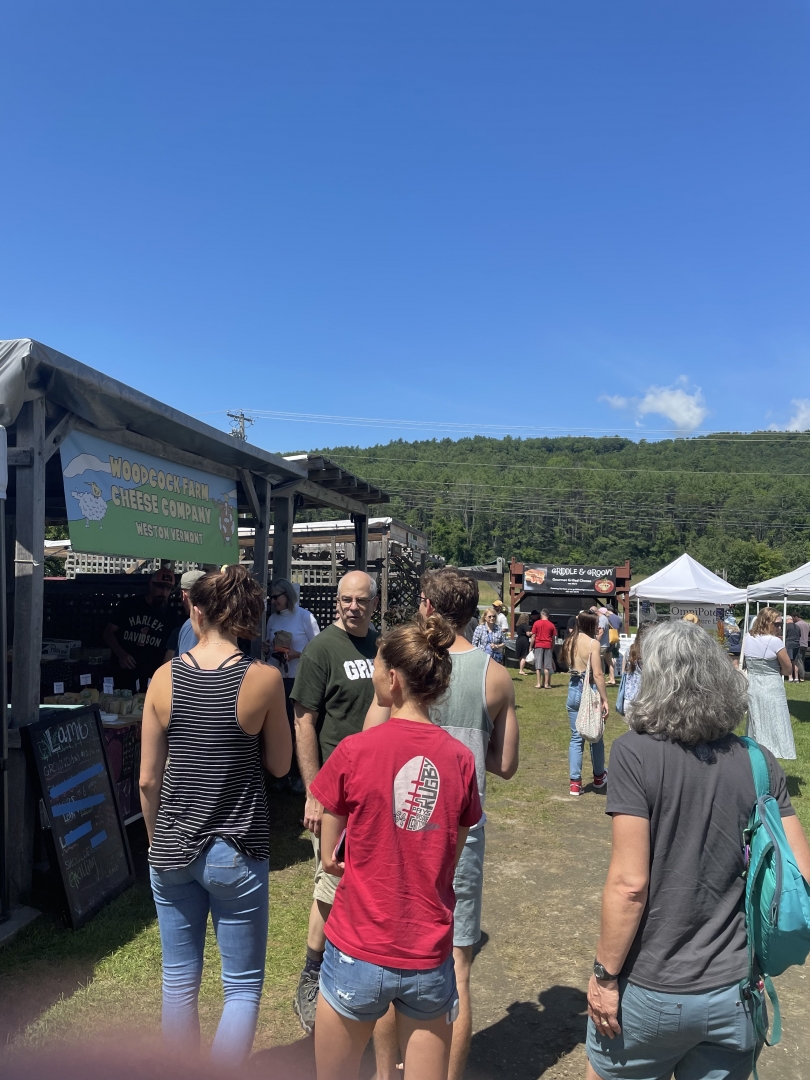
[
  {"x1": 0, "y1": 339, "x2": 389, "y2": 518},
  {"x1": 629, "y1": 553, "x2": 747, "y2": 605},
  {"x1": 746, "y1": 561, "x2": 810, "y2": 602},
  {"x1": 282, "y1": 454, "x2": 388, "y2": 509}
]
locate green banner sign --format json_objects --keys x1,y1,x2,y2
[{"x1": 61, "y1": 431, "x2": 238, "y2": 564}]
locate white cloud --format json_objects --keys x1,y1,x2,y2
[
  {"x1": 637, "y1": 385, "x2": 707, "y2": 432},
  {"x1": 62, "y1": 453, "x2": 112, "y2": 478},
  {"x1": 596, "y1": 377, "x2": 708, "y2": 432},
  {"x1": 600, "y1": 394, "x2": 630, "y2": 410},
  {"x1": 769, "y1": 399, "x2": 810, "y2": 432}
]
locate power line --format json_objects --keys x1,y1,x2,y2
[{"x1": 207, "y1": 408, "x2": 810, "y2": 442}]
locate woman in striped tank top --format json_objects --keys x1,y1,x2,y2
[{"x1": 139, "y1": 564, "x2": 291, "y2": 1065}]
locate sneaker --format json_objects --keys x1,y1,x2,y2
[
  {"x1": 569, "y1": 779, "x2": 583, "y2": 797},
  {"x1": 593, "y1": 770, "x2": 608, "y2": 790},
  {"x1": 293, "y1": 966, "x2": 320, "y2": 1035}
]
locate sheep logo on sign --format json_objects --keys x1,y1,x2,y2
[
  {"x1": 392, "y1": 756, "x2": 440, "y2": 832},
  {"x1": 71, "y1": 481, "x2": 108, "y2": 528}
]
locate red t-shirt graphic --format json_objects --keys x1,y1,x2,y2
[{"x1": 310, "y1": 717, "x2": 481, "y2": 969}]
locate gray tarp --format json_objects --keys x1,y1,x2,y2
[
  {"x1": 746, "y1": 561, "x2": 810, "y2": 602},
  {"x1": 0, "y1": 339, "x2": 306, "y2": 482}
]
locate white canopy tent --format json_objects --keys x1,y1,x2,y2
[
  {"x1": 629, "y1": 553, "x2": 746, "y2": 626},
  {"x1": 742, "y1": 561, "x2": 810, "y2": 648}
]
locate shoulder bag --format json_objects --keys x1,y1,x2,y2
[{"x1": 575, "y1": 653, "x2": 605, "y2": 742}]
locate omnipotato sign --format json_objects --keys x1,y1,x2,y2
[{"x1": 60, "y1": 431, "x2": 238, "y2": 564}]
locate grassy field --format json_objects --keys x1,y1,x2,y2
[{"x1": 1, "y1": 674, "x2": 808, "y2": 1057}]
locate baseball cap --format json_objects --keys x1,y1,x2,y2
[
  {"x1": 493, "y1": 599, "x2": 504, "y2": 608},
  {"x1": 180, "y1": 569, "x2": 206, "y2": 590},
  {"x1": 152, "y1": 569, "x2": 176, "y2": 586}
]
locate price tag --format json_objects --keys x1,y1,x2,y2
[
  {"x1": 53, "y1": 681, "x2": 64, "y2": 695},
  {"x1": 80, "y1": 673, "x2": 92, "y2": 686},
  {"x1": 103, "y1": 677, "x2": 114, "y2": 694}
]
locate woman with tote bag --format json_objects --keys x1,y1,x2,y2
[{"x1": 560, "y1": 613, "x2": 609, "y2": 798}]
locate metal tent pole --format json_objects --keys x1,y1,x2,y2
[{"x1": 0, "y1": 454, "x2": 7, "y2": 921}]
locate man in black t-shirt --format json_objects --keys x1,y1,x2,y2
[{"x1": 103, "y1": 569, "x2": 176, "y2": 691}]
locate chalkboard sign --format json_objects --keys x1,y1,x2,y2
[{"x1": 26, "y1": 705, "x2": 135, "y2": 928}]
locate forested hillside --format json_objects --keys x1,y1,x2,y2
[{"x1": 320, "y1": 434, "x2": 810, "y2": 586}]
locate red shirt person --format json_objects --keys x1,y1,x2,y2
[
  {"x1": 531, "y1": 610, "x2": 557, "y2": 689},
  {"x1": 311, "y1": 614, "x2": 481, "y2": 1080}
]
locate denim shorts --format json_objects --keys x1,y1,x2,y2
[
  {"x1": 586, "y1": 980, "x2": 758, "y2": 1080},
  {"x1": 320, "y1": 939, "x2": 458, "y2": 1023},
  {"x1": 453, "y1": 828, "x2": 485, "y2": 948}
]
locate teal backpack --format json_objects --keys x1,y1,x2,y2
[{"x1": 740, "y1": 736, "x2": 810, "y2": 1070}]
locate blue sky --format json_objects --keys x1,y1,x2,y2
[{"x1": 2, "y1": 2, "x2": 809, "y2": 452}]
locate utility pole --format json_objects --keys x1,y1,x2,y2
[{"x1": 227, "y1": 410, "x2": 255, "y2": 441}]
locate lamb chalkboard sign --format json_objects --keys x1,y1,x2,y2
[{"x1": 26, "y1": 705, "x2": 134, "y2": 928}]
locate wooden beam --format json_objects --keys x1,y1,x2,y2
[
  {"x1": 270, "y1": 479, "x2": 301, "y2": 500},
  {"x1": 44, "y1": 411, "x2": 80, "y2": 463},
  {"x1": 295, "y1": 478, "x2": 375, "y2": 517},
  {"x1": 250, "y1": 476, "x2": 270, "y2": 659},
  {"x1": 353, "y1": 513, "x2": 368, "y2": 573},
  {"x1": 272, "y1": 495, "x2": 295, "y2": 583},
  {"x1": 7, "y1": 449, "x2": 32, "y2": 467},
  {"x1": 237, "y1": 469, "x2": 263, "y2": 528},
  {"x1": 10, "y1": 397, "x2": 46, "y2": 904}
]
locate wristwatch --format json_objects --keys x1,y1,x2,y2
[{"x1": 593, "y1": 960, "x2": 620, "y2": 981}]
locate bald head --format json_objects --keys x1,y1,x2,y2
[{"x1": 335, "y1": 571, "x2": 378, "y2": 637}]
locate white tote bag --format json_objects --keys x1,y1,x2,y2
[{"x1": 575, "y1": 654, "x2": 605, "y2": 743}]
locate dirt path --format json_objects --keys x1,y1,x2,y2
[{"x1": 465, "y1": 678, "x2": 810, "y2": 1080}]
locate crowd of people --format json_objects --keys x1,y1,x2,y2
[{"x1": 138, "y1": 566, "x2": 810, "y2": 1080}]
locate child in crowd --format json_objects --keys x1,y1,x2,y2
[{"x1": 310, "y1": 614, "x2": 481, "y2": 1080}]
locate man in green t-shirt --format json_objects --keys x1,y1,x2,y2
[{"x1": 290, "y1": 570, "x2": 385, "y2": 1034}]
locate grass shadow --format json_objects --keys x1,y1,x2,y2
[
  {"x1": 0, "y1": 880, "x2": 156, "y2": 1048},
  {"x1": 266, "y1": 788, "x2": 319, "y2": 873},
  {"x1": 786, "y1": 775, "x2": 803, "y2": 799},
  {"x1": 789, "y1": 699, "x2": 810, "y2": 723},
  {"x1": 466, "y1": 985, "x2": 588, "y2": 1080}
]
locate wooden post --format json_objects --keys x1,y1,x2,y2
[
  {"x1": 250, "y1": 475, "x2": 270, "y2": 659},
  {"x1": 353, "y1": 513, "x2": 368, "y2": 573},
  {"x1": 331, "y1": 536, "x2": 337, "y2": 586},
  {"x1": 380, "y1": 529, "x2": 390, "y2": 631},
  {"x1": 272, "y1": 494, "x2": 295, "y2": 585},
  {"x1": 9, "y1": 398, "x2": 46, "y2": 904}
]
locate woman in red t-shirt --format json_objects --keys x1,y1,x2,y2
[{"x1": 310, "y1": 614, "x2": 481, "y2": 1080}]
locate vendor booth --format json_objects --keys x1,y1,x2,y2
[
  {"x1": 742, "y1": 561, "x2": 810, "y2": 647},
  {"x1": 629, "y1": 553, "x2": 746, "y2": 627},
  {"x1": 509, "y1": 559, "x2": 632, "y2": 635},
  {"x1": 0, "y1": 338, "x2": 389, "y2": 924}
]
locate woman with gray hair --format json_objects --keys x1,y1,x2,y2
[
  {"x1": 586, "y1": 620, "x2": 810, "y2": 1080},
  {"x1": 264, "y1": 579, "x2": 320, "y2": 791}
]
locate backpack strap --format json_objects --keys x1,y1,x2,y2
[{"x1": 740, "y1": 735, "x2": 771, "y2": 799}]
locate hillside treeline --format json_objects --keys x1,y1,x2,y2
[{"x1": 321, "y1": 434, "x2": 810, "y2": 587}]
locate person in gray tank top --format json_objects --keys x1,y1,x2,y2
[{"x1": 366, "y1": 568, "x2": 519, "y2": 1080}]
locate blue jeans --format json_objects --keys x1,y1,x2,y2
[
  {"x1": 586, "y1": 979, "x2": 758, "y2": 1080},
  {"x1": 320, "y1": 939, "x2": 458, "y2": 1023},
  {"x1": 567, "y1": 676, "x2": 605, "y2": 781},
  {"x1": 149, "y1": 836, "x2": 269, "y2": 1066}
]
